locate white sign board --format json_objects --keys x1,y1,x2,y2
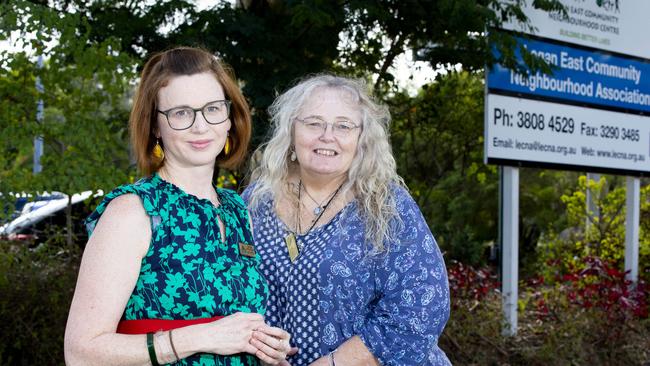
[
  {"x1": 502, "y1": 0, "x2": 650, "y2": 59},
  {"x1": 486, "y1": 94, "x2": 650, "y2": 173}
]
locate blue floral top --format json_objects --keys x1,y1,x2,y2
[
  {"x1": 86, "y1": 173, "x2": 268, "y2": 366},
  {"x1": 242, "y1": 186, "x2": 451, "y2": 366}
]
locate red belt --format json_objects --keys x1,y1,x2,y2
[{"x1": 117, "y1": 315, "x2": 225, "y2": 334}]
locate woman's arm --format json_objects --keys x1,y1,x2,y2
[
  {"x1": 64, "y1": 195, "x2": 284, "y2": 365},
  {"x1": 65, "y1": 194, "x2": 158, "y2": 365},
  {"x1": 311, "y1": 190, "x2": 451, "y2": 366},
  {"x1": 350, "y1": 191, "x2": 451, "y2": 366}
]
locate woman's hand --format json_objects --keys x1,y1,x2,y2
[
  {"x1": 196, "y1": 312, "x2": 267, "y2": 356},
  {"x1": 250, "y1": 325, "x2": 294, "y2": 365},
  {"x1": 307, "y1": 336, "x2": 380, "y2": 366}
]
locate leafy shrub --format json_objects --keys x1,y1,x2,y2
[
  {"x1": 536, "y1": 175, "x2": 650, "y2": 283},
  {"x1": 447, "y1": 260, "x2": 499, "y2": 306},
  {"x1": 442, "y1": 258, "x2": 650, "y2": 365},
  {"x1": 563, "y1": 257, "x2": 647, "y2": 320},
  {"x1": 0, "y1": 239, "x2": 80, "y2": 365}
]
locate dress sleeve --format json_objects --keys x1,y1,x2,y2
[
  {"x1": 84, "y1": 181, "x2": 157, "y2": 236},
  {"x1": 356, "y1": 188, "x2": 451, "y2": 366}
]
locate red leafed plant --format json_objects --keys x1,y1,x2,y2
[
  {"x1": 447, "y1": 260, "x2": 499, "y2": 308},
  {"x1": 559, "y1": 256, "x2": 648, "y2": 320},
  {"x1": 525, "y1": 255, "x2": 649, "y2": 332}
]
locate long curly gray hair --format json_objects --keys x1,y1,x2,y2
[{"x1": 248, "y1": 74, "x2": 405, "y2": 252}]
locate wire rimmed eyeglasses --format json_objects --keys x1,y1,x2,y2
[
  {"x1": 295, "y1": 116, "x2": 361, "y2": 137},
  {"x1": 157, "y1": 100, "x2": 231, "y2": 130}
]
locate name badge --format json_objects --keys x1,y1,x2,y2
[{"x1": 238, "y1": 242, "x2": 256, "y2": 257}]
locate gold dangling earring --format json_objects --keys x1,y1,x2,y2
[
  {"x1": 224, "y1": 135, "x2": 232, "y2": 156},
  {"x1": 153, "y1": 138, "x2": 165, "y2": 162}
]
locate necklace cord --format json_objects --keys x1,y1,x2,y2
[
  {"x1": 297, "y1": 180, "x2": 343, "y2": 235},
  {"x1": 302, "y1": 184, "x2": 336, "y2": 210}
]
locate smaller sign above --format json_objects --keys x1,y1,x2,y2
[
  {"x1": 488, "y1": 37, "x2": 650, "y2": 114},
  {"x1": 501, "y1": 0, "x2": 650, "y2": 60}
]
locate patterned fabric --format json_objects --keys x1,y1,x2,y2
[
  {"x1": 242, "y1": 186, "x2": 451, "y2": 366},
  {"x1": 86, "y1": 173, "x2": 268, "y2": 366}
]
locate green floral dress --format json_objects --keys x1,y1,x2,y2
[{"x1": 86, "y1": 173, "x2": 268, "y2": 366}]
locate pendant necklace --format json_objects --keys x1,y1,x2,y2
[
  {"x1": 284, "y1": 180, "x2": 343, "y2": 262},
  {"x1": 302, "y1": 183, "x2": 338, "y2": 215}
]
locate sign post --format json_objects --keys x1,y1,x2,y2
[
  {"x1": 501, "y1": 166, "x2": 519, "y2": 335},
  {"x1": 625, "y1": 176, "x2": 639, "y2": 283}
]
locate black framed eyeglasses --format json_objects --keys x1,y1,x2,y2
[{"x1": 157, "y1": 100, "x2": 232, "y2": 130}]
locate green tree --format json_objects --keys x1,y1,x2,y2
[
  {"x1": 1, "y1": 0, "x2": 567, "y2": 254},
  {"x1": 21, "y1": 0, "x2": 346, "y2": 147},
  {"x1": 11, "y1": 0, "x2": 564, "y2": 139},
  {"x1": 389, "y1": 71, "x2": 496, "y2": 265},
  {"x1": 388, "y1": 71, "x2": 581, "y2": 267},
  {"x1": 338, "y1": 0, "x2": 564, "y2": 94},
  {"x1": 1, "y1": 1, "x2": 136, "y2": 243},
  {"x1": 537, "y1": 175, "x2": 650, "y2": 282}
]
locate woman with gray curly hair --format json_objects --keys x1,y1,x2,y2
[{"x1": 243, "y1": 74, "x2": 451, "y2": 365}]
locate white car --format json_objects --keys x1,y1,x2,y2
[{"x1": 0, "y1": 191, "x2": 102, "y2": 242}]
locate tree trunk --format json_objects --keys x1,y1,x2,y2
[{"x1": 373, "y1": 33, "x2": 405, "y2": 93}]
